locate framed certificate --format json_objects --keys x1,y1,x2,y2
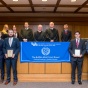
[
  {"x1": 7, "y1": 50, "x2": 13, "y2": 58},
  {"x1": 75, "y1": 49, "x2": 80, "y2": 56}
]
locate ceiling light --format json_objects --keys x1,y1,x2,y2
[
  {"x1": 42, "y1": 0, "x2": 47, "y2": 2},
  {"x1": 71, "y1": 0, "x2": 76, "y2": 2},
  {"x1": 13, "y1": 0, "x2": 18, "y2": 1}
]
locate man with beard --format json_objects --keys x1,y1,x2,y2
[{"x1": 3, "y1": 29, "x2": 20, "y2": 85}]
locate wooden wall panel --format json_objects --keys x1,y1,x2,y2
[
  {"x1": 45, "y1": 63, "x2": 61, "y2": 74},
  {"x1": 82, "y1": 55, "x2": 88, "y2": 73},
  {"x1": 62, "y1": 63, "x2": 71, "y2": 74},
  {"x1": 17, "y1": 55, "x2": 29, "y2": 74},
  {"x1": 29, "y1": 63, "x2": 45, "y2": 74}
]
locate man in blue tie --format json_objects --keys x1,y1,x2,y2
[{"x1": 3, "y1": 29, "x2": 20, "y2": 85}]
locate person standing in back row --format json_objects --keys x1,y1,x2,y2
[
  {"x1": 44, "y1": 22, "x2": 59, "y2": 42},
  {"x1": 34, "y1": 24, "x2": 45, "y2": 41},
  {"x1": 61, "y1": 24, "x2": 72, "y2": 42},
  {"x1": 20, "y1": 22, "x2": 34, "y2": 42}
]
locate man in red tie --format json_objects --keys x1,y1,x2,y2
[
  {"x1": 69, "y1": 31, "x2": 86, "y2": 85},
  {"x1": 61, "y1": 24, "x2": 72, "y2": 42}
]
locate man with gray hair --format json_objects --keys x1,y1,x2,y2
[
  {"x1": 44, "y1": 22, "x2": 59, "y2": 42},
  {"x1": 34, "y1": 24, "x2": 45, "y2": 41}
]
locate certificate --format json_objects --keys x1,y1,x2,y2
[
  {"x1": 7, "y1": 50, "x2": 13, "y2": 58},
  {"x1": 75, "y1": 49, "x2": 80, "y2": 56}
]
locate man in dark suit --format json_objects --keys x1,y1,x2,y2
[
  {"x1": 0, "y1": 32, "x2": 4, "y2": 83},
  {"x1": 44, "y1": 22, "x2": 59, "y2": 42},
  {"x1": 3, "y1": 29, "x2": 20, "y2": 85},
  {"x1": 34, "y1": 24, "x2": 45, "y2": 41},
  {"x1": 20, "y1": 22, "x2": 34, "y2": 42},
  {"x1": 69, "y1": 31, "x2": 86, "y2": 85},
  {"x1": 61, "y1": 24, "x2": 72, "y2": 42}
]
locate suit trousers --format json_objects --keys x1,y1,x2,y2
[
  {"x1": 0, "y1": 57, "x2": 5, "y2": 80},
  {"x1": 71, "y1": 58, "x2": 83, "y2": 82},
  {"x1": 5, "y1": 58, "x2": 18, "y2": 82}
]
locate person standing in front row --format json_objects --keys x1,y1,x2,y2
[
  {"x1": 0, "y1": 32, "x2": 4, "y2": 83},
  {"x1": 20, "y1": 22, "x2": 34, "y2": 42},
  {"x1": 61, "y1": 24, "x2": 72, "y2": 42},
  {"x1": 44, "y1": 22, "x2": 59, "y2": 42},
  {"x1": 69, "y1": 31, "x2": 86, "y2": 85},
  {"x1": 34, "y1": 24, "x2": 45, "y2": 41},
  {"x1": 3, "y1": 29, "x2": 20, "y2": 85}
]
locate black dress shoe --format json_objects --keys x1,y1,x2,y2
[
  {"x1": 78, "y1": 81, "x2": 82, "y2": 85},
  {"x1": 71, "y1": 81, "x2": 75, "y2": 84}
]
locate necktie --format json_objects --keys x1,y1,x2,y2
[
  {"x1": 76, "y1": 39, "x2": 79, "y2": 48},
  {"x1": 9, "y1": 38, "x2": 12, "y2": 47},
  {"x1": 65, "y1": 30, "x2": 67, "y2": 34}
]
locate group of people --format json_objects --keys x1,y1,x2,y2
[{"x1": 0, "y1": 21, "x2": 87, "y2": 86}]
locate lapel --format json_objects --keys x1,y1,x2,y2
[
  {"x1": 74, "y1": 39, "x2": 77, "y2": 48},
  {"x1": 75, "y1": 39, "x2": 81, "y2": 48},
  {"x1": 78, "y1": 39, "x2": 81, "y2": 48},
  {"x1": 7, "y1": 38, "x2": 10, "y2": 47},
  {"x1": 11, "y1": 38, "x2": 14, "y2": 47}
]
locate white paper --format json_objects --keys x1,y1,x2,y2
[{"x1": 75, "y1": 49, "x2": 80, "y2": 56}]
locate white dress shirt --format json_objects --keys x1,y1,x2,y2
[{"x1": 9, "y1": 37, "x2": 13, "y2": 47}]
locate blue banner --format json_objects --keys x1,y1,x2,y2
[{"x1": 20, "y1": 42, "x2": 70, "y2": 63}]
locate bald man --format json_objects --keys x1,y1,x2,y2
[
  {"x1": 34, "y1": 25, "x2": 45, "y2": 41},
  {"x1": 44, "y1": 22, "x2": 59, "y2": 42}
]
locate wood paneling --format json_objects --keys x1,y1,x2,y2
[
  {"x1": 29, "y1": 63, "x2": 45, "y2": 74},
  {"x1": 17, "y1": 55, "x2": 29, "y2": 74},
  {"x1": 46, "y1": 63, "x2": 61, "y2": 74},
  {"x1": 62, "y1": 63, "x2": 71, "y2": 74}
]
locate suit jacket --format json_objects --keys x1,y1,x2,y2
[
  {"x1": 20, "y1": 28, "x2": 34, "y2": 41},
  {"x1": 44, "y1": 28, "x2": 59, "y2": 41},
  {"x1": 3, "y1": 37, "x2": 20, "y2": 59},
  {"x1": 86, "y1": 41, "x2": 88, "y2": 53},
  {"x1": 69, "y1": 39, "x2": 86, "y2": 61},
  {"x1": 0, "y1": 39, "x2": 4, "y2": 58},
  {"x1": 61, "y1": 30, "x2": 72, "y2": 42}
]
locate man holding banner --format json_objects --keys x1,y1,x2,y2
[
  {"x1": 3, "y1": 30, "x2": 20, "y2": 85},
  {"x1": 69, "y1": 31, "x2": 86, "y2": 85}
]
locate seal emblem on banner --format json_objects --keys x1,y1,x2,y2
[{"x1": 41, "y1": 47, "x2": 50, "y2": 55}]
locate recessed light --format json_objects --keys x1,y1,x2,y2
[
  {"x1": 42, "y1": 0, "x2": 47, "y2": 2},
  {"x1": 13, "y1": 0, "x2": 18, "y2": 1},
  {"x1": 71, "y1": 0, "x2": 76, "y2": 2}
]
